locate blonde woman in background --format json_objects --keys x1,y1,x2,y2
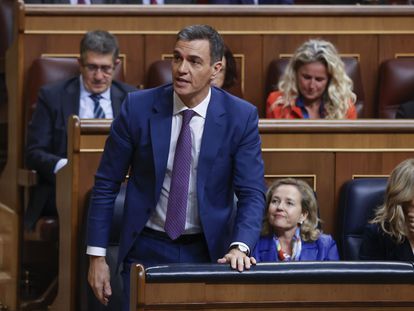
[
  {"x1": 360, "y1": 159, "x2": 414, "y2": 261},
  {"x1": 266, "y1": 39, "x2": 357, "y2": 119}
]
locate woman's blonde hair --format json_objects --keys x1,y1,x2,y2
[
  {"x1": 371, "y1": 158, "x2": 414, "y2": 243},
  {"x1": 262, "y1": 178, "x2": 320, "y2": 242},
  {"x1": 277, "y1": 39, "x2": 356, "y2": 119}
]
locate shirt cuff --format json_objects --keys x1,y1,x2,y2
[
  {"x1": 86, "y1": 246, "x2": 106, "y2": 257},
  {"x1": 229, "y1": 241, "x2": 250, "y2": 256},
  {"x1": 53, "y1": 158, "x2": 68, "y2": 174}
]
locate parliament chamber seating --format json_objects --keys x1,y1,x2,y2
[
  {"x1": 377, "y1": 58, "x2": 414, "y2": 118},
  {"x1": 20, "y1": 56, "x2": 124, "y2": 310},
  {"x1": 130, "y1": 261, "x2": 414, "y2": 310},
  {"x1": 264, "y1": 57, "x2": 365, "y2": 117},
  {"x1": 337, "y1": 178, "x2": 387, "y2": 260}
]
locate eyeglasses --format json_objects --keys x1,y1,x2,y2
[{"x1": 83, "y1": 63, "x2": 114, "y2": 75}]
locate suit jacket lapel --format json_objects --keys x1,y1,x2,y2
[
  {"x1": 197, "y1": 88, "x2": 227, "y2": 203},
  {"x1": 150, "y1": 86, "x2": 174, "y2": 200},
  {"x1": 62, "y1": 77, "x2": 81, "y2": 132}
]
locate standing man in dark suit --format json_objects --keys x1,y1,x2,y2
[
  {"x1": 86, "y1": 24, "x2": 266, "y2": 309},
  {"x1": 24, "y1": 30, "x2": 137, "y2": 229}
]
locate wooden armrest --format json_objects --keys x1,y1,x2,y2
[{"x1": 18, "y1": 168, "x2": 39, "y2": 187}]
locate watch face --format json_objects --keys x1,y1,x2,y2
[{"x1": 238, "y1": 245, "x2": 248, "y2": 254}]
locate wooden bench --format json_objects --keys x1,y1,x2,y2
[
  {"x1": 0, "y1": 204, "x2": 18, "y2": 310},
  {"x1": 130, "y1": 261, "x2": 414, "y2": 310}
]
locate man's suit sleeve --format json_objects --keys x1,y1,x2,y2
[
  {"x1": 231, "y1": 105, "x2": 266, "y2": 251},
  {"x1": 87, "y1": 93, "x2": 136, "y2": 249},
  {"x1": 25, "y1": 87, "x2": 64, "y2": 183}
]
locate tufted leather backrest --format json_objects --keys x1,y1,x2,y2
[
  {"x1": 264, "y1": 57, "x2": 365, "y2": 117},
  {"x1": 377, "y1": 58, "x2": 414, "y2": 118},
  {"x1": 145, "y1": 59, "x2": 173, "y2": 89},
  {"x1": 25, "y1": 57, "x2": 124, "y2": 122},
  {"x1": 337, "y1": 178, "x2": 387, "y2": 260}
]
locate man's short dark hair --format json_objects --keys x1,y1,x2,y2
[
  {"x1": 176, "y1": 25, "x2": 224, "y2": 65},
  {"x1": 80, "y1": 30, "x2": 119, "y2": 64}
]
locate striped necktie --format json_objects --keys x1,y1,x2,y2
[{"x1": 90, "y1": 94, "x2": 105, "y2": 119}]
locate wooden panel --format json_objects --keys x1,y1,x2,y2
[
  {"x1": 53, "y1": 117, "x2": 111, "y2": 311},
  {"x1": 0, "y1": 204, "x2": 18, "y2": 311},
  {"x1": 131, "y1": 264, "x2": 414, "y2": 311}
]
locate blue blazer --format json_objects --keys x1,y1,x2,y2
[
  {"x1": 87, "y1": 84, "x2": 266, "y2": 265},
  {"x1": 252, "y1": 234, "x2": 340, "y2": 261}
]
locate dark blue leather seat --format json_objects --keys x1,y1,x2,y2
[
  {"x1": 144, "y1": 261, "x2": 414, "y2": 284},
  {"x1": 337, "y1": 178, "x2": 387, "y2": 260}
]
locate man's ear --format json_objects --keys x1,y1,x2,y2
[
  {"x1": 211, "y1": 60, "x2": 223, "y2": 79},
  {"x1": 114, "y1": 58, "x2": 121, "y2": 66}
]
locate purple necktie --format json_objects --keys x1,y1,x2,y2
[
  {"x1": 164, "y1": 109, "x2": 195, "y2": 240},
  {"x1": 90, "y1": 94, "x2": 105, "y2": 119}
]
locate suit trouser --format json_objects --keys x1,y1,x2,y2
[{"x1": 121, "y1": 227, "x2": 211, "y2": 311}]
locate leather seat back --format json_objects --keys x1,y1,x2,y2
[
  {"x1": 377, "y1": 58, "x2": 414, "y2": 118},
  {"x1": 337, "y1": 178, "x2": 387, "y2": 260}
]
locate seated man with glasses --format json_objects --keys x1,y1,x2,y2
[{"x1": 24, "y1": 30, "x2": 137, "y2": 230}]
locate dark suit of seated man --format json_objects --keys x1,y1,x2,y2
[
  {"x1": 24, "y1": 30, "x2": 137, "y2": 230},
  {"x1": 395, "y1": 100, "x2": 414, "y2": 119}
]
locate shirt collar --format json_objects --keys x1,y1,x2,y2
[
  {"x1": 79, "y1": 75, "x2": 111, "y2": 101},
  {"x1": 296, "y1": 96, "x2": 325, "y2": 119},
  {"x1": 173, "y1": 88, "x2": 211, "y2": 119}
]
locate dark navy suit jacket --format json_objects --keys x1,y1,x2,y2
[
  {"x1": 86, "y1": 84, "x2": 266, "y2": 265},
  {"x1": 359, "y1": 223, "x2": 414, "y2": 261},
  {"x1": 24, "y1": 76, "x2": 136, "y2": 229},
  {"x1": 252, "y1": 233, "x2": 340, "y2": 261}
]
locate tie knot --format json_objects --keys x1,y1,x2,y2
[
  {"x1": 182, "y1": 110, "x2": 195, "y2": 126},
  {"x1": 90, "y1": 93, "x2": 102, "y2": 103}
]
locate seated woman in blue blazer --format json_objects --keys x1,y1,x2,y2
[{"x1": 252, "y1": 178, "x2": 339, "y2": 262}]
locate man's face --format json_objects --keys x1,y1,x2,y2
[
  {"x1": 172, "y1": 39, "x2": 222, "y2": 107},
  {"x1": 79, "y1": 51, "x2": 117, "y2": 94}
]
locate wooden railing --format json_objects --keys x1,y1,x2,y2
[{"x1": 130, "y1": 262, "x2": 414, "y2": 311}]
